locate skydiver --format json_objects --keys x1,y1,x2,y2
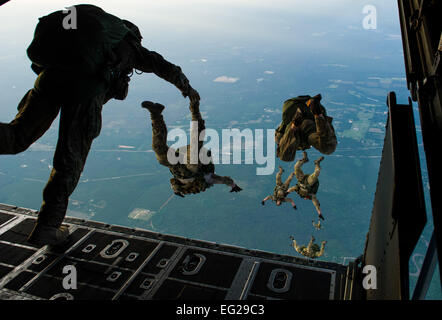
[
  {"x1": 275, "y1": 94, "x2": 337, "y2": 162},
  {"x1": 261, "y1": 166, "x2": 297, "y2": 210},
  {"x1": 291, "y1": 151, "x2": 325, "y2": 220},
  {"x1": 312, "y1": 220, "x2": 322, "y2": 230},
  {"x1": 0, "y1": 5, "x2": 200, "y2": 246},
  {"x1": 142, "y1": 100, "x2": 242, "y2": 197},
  {"x1": 290, "y1": 235, "x2": 327, "y2": 259}
]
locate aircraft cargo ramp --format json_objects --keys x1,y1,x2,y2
[{"x1": 0, "y1": 204, "x2": 347, "y2": 300}]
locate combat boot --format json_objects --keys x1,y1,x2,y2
[
  {"x1": 314, "y1": 156, "x2": 325, "y2": 166},
  {"x1": 27, "y1": 224, "x2": 70, "y2": 246},
  {"x1": 141, "y1": 101, "x2": 165, "y2": 115}
]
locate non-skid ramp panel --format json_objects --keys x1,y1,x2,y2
[
  {"x1": 0, "y1": 211, "x2": 15, "y2": 226},
  {"x1": 0, "y1": 203, "x2": 347, "y2": 300}
]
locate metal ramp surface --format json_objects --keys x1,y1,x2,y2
[{"x1": 0, "y1": 203, "x2": 346, "y2": 300}]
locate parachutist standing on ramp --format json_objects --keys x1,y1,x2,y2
[{"x1": 0, "y1": 5, "x2": 200, "y2": 246}]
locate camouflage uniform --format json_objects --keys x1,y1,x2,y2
[
  {"x1": 312, "y1": 220, "x2": 322, "y2": 230},
  {"x1": 292, "y1": 155, "x2": 321, "y2": 199},
  {"x1": 0, "y1": 5, "x2": 195, "y2": 234},
  {"x1": 276, "y1": 95, "x2": 337, "y2": 162},
  {"x1": 288, "y1": 152, "x2": 325, "y2": 219},
  {"x1": 291, "y1": 236, "x2": 326, "y2": 259},
  {"x1": 147, "y1": 101, "x2": 235, "y2": 195},
  {"x1": 271, "y1": 166, "x2": 295, "y2": 202},
  {"x1": 261, "y1": 166, "x2": 297, "y2": 209}
]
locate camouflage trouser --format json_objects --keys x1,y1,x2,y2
[
  {"x1": 304, "y1": 114, "x2": 337, "y2": 155},
  {"x1": 149, "y1": 101, "x2": 205, "y2": 168},
  {"x1": 276, "y1": 166, "x2": 294, "y2": 189},
  {"x1": 294, "y1": 158, "x2": 321, "y2": 187},
  {"x1": 0, "y1": 69, "x2": 107, "y2": 228},
  {"x1": 149, "y1": 111, "x2": 172, "y2": 168}
]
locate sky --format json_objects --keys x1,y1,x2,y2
[
  {"x1": 1, "y1": 0, "x2": 440, "y2": 298},
  {"x1": 0, "y1": 0, "x2": 405, "y2": 120}
]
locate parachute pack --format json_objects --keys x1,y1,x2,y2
[
  {"x1": 26, "y1": 4, "x2": 137, "y2": 76},
  {"x1": 295, "y1": 178, "x2": 320, "y2": 199},
  {"x1": 275, "y1": 95, "x2": 328, "y2": 161}
]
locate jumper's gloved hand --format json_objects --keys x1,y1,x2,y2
[
  {"x1": 186, "y1": 87, "x2": 201, "y2": 105},
  {"x1": 179, "y1": 74, "x2": 200, "y2": 104},
  {"x1": 230, "y1": 184, "x2": 242, "y2": 193},
  {"x1": 175, "y1": 192, "x2": 185, "y2": 198}
]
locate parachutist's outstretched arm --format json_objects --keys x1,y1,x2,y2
[
  {"x1": 287, "y1": 186, "x2": 297, "y2": 194},
  {"x1": 209, "y1": 173, "x2": 234, "y2": 187},
  {"x1": 209, "y1": 174, "x2": 242, "y2": 192},
  {"x1": 134, "y1": 46, "x2": 194, "y2": 97}
]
